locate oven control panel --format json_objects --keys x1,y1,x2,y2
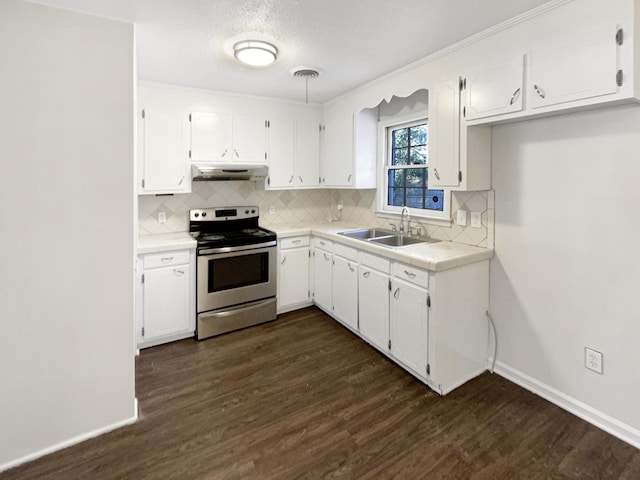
[{"x1": 190, "y1": 206, "x2": 258, "y2": 221}]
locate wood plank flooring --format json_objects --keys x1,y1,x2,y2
[{"x1": 3, "y1": 307, "x2": 639, "y2": 479}]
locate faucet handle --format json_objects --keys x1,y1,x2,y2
[
  {"x1": 408, "y1": 226, "x2": 416, "y2": 236},
  {"x1": 389, "y1": 223, "x2": 397, "y2": 232}
]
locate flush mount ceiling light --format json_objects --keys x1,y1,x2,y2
[{"x1": 233, "y1": 40, "x2": 278, "y2": 67}]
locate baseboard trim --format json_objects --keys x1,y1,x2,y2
[
  {"x1": 494, "y1": 361, "x2": 640, "y2": 450},
  {"x1": 0, "y1": 399, "x2": 139, "y2": 473}
]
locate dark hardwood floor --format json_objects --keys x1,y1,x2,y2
[{"x1": 3, "y1": 307, "x2": 639, "y2": 479}]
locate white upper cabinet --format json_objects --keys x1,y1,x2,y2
[
  {"x1": 321, "y1": 114, "x2": 353, "y2": 186},
  {"x1": 295, "y1": 120, "x2": 320, "y2": 187},
  {"x1": 464, "y1": 56, "x2": 524, "y2": 120},
  {"x1": 190, "y1": 111, "x2": 267, "y2": 164},
  {"x1": 320, "y1": 108, "x2": 377, "y2": 189},
  {"x1": 429, "y1": 79, "x2": 460, "y2": 188},
  {"x1": 429, "y1": 78, "x2": 492, "y2": 191},
  {"x1": 528, "y1": 25, "x2": 619, "y2": 110},
  {"x1": 139, "y1": 108, "x2": 191, "y2": 194},
  {"x1": 267, "y1": 118, "x2": 320, "y2": 189}
]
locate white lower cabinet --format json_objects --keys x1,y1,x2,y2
[
  {"x1": 331, "y1": 246, "x2": 359, "y2": 331},
  {"x1": 358, "y1": 253, "x2": 390, "y2": 352},
  {"x1": 312, "y1": 240, "x2": 333, "y2": 312},
  {"x1": 390, "y1": 276, "x2": 429, "y2": 378},
  {"x1": 306, "y1": 236, "x2": 490, "y2": 395},
  {"x1": 277, "y1": 236, "x2": 311, "y2": 313},
  {"x1": 137, "y1": 249, "x2": 195, "y2": 348}
]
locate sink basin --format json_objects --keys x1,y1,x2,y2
[
  {"x1": 337, "y1": 228, "x2": 395, "y2": 240},
  {"x1": 368, "y1": 235, "x2": 440, "y2": 248}
]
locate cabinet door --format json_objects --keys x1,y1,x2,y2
[
  {"x1": 464, "y1": 56, "x2": 524, "y2": 120},
  {"x1": 332, "y1": 255, "x2": 358, "y2": 330},
  {"x1": 358, "y1": 266, "x2": 389, "y2": 351},
  {"x1": 428, "y1": 79, "x2": 460, "y2": 188},
  {"x1": 190, "y1": 112, "x2": 232, "y2": 162},
  {"x1": 267, "y1": 118, "x2": 296, "y2": 188},
  {"x1": 390, "y1": 278, "x2": 428, "y2": 377},
  {"x1": 141, "y1": 108, "x2": 190, "y2": 193},
  {"x1": 143, "y1": 264, "x2": 191, "y2": 340},
  {"x1": 312, "y1": 248, "x2": 333, "y2": 312},
  {"x1": 321, "y1": 115, "x2": 353, "y2": 186},
  {"x1": 233, "y1": 115, "x2": 267, "y2": 164},
  {"x1": 295, "y1": 120, "x2": 320, "y2": 187},
  {"x1": 278, "y1": 247, "x2": 310, "y2": 310},
  {"x1": 528, "y1": 26, "x2": 618, "y2": 109}
]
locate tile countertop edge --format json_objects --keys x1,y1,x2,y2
[
  {"x1": 138, "y1": 232, "x2": 197, "y2": 254},
  {"x1": 268, "y1": 223, "x2": 494, "y2": 272}
]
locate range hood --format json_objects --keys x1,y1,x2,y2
[{"x1": 191, "y1": 163, "x2": 268, "y2": 181}]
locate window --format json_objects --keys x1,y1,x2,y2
[{"x1": 380, "y1": 118, "x2": 447, "y2": 219}]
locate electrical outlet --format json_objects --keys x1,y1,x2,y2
[
  {"x1": 471, "y1": 212, "x2": 482, "y2": 228},
  {"x1": 268, "y1": 205, "x2": 275, "y2": 214},
  {"x1": 158, "y1": 211, "x2": 166, "y2": 223},
  {"x1": 456, "y1": 209, "x2": 467, "y2": 226},
  {"x1": 585, "y1": 347, "x2": 603, "y2": 374}
]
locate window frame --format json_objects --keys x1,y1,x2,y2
[{"x1": 376, "y1": 115, "x2": 450, "y2": 222}]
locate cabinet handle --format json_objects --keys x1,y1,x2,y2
[
  {"x1": 348, "y1": 263, "x2": 355, "y2": 273},
  {"x1": 362, "y1": 271, "x2": 370, "y2": 278},
  {"x1": 433, "y1": 168, "x2": 440, "y2": 180},
  {"x1": 509, "y1": 87, "x2": 521, "y2": 105},
  {"x1": 347, "y1": 174, "x2": 352, "y2": 182},
  {"x1": 289, "y1": 175, "x2": 294, "y2": 184},
  {"x1": 178, "y1": 176, "x2": 184, "y2": 186},
  {"x1": 161, "y1": 257, "x2": 174, "y2": 263},
  {"x1": 281, "y1": 255, "x2": 287, "y2": 265},
  {"x1": 319, "y1": 241, "x2": 326, "y2": 246},
  {"x1": 323, "y1": 253, "x2": 330, "y2": 261},
  {"x1": 173, "y1": 269, "x2": 185, "y2": 275},
  {"x1": 298, "y1": 175, "x2": 303, "y2": 183},
  {"x1": 404, "y1": 270, "x2": 416, "y2": 279},
  {"x1": 393, "y1": 287, "x2": 400, "y2": 299},
  {"x1": 533, "y1": 84, "x2": 546, "y2": 99},
  {"x1": 292, "y1": 239, "x2": 301, "y2": 244},
  {"x1": 221, "y1": 149, "x2": 228, "y2": 158},
  {"x1": 234, "y1": 149, "x2": 240, "y2": 158}
]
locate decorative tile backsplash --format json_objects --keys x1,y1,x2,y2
[{"x1": 139, "y1": 182, "x2": 492, "y2": 248}]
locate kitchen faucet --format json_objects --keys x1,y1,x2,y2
[{"x1": 400, "y1": 206, "x2": 410, "y2": 235}]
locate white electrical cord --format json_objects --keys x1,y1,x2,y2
[{"x1": 486, "y1": 310, "x2": 498, "y2": 373}]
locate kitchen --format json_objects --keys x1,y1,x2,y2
[{"x1": 2, "y1": 0, "x2": 640, "y2": 477}]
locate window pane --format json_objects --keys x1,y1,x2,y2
[
  {"x1": 392, "y1": 128, "x2": 408, "y2": 148},
  {"x1": 425, "y1": 189, "x2": 444, "y2": 211},
  {"x1": 388, "y1": 169, "x2": 405, "y2": 206},
  {"x1": 392, "y1": 148, "x2": 409, "y2": 166},
  {"x1": 388, "y1": 169, "x2": 405, "y2": 187},
  {"x1": 406, "y1": 188, "x2": 424, "y2": 209},
  {"x1": 409, "y1": 125, "x2": 427, "y2": 146},
  {"x1": 409, "y1": 145, "x2": 427, "y2": 165},
  {"x1": 406, "y1": 168, "x2": 426, "y2": 187}
]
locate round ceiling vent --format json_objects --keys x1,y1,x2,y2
[{"x1": 289, "y1": 66, "x2": 323, "y2": 79}]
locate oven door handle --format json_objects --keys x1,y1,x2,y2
[{"x1": 198, "y1": 240, "x2": 277, "y2": 256}]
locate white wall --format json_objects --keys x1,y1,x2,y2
[
  {"x1": 491, "y1": 104, "x2": 640, "y2": 445},
  {"x1": 0, "y1": 1, "x2": 135, "y2": 470}
]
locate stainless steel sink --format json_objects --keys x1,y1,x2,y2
[
  {"x1": 338, "y1": 229, "x2": 440, "y2": 248},
  {"x1": 337, "y1": 228, "x2": 395, "y2": 240},
  {"x1": 369, "y1": 235, "x2": 439, "y2": 248}
]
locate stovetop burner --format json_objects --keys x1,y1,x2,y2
[{"x1": 189, "y1": 206, "x2": 277, "y2": 251}]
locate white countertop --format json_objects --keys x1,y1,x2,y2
[
  {"x1": 138, "y1": 232, "x2": 196, "y2": 254},
  {"x1": 268, "y1": 222, "x2": 493, "y2": 272}
]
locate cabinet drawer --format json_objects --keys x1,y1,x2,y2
[
  {"x1": 313, "y1": 237, "x2": 333, "y2": 252},
  {"x1": 280, "y1": 236, "x2": 310, "y2": 249},
  {"x1": 359, "y1": 251, "x2": 390, "y2": 273},
  {"x1": 144, "y1": 250, "x2": 190, "y2": 269},
  {"x1": 334, "y1": 243, "x2": 358, "y2": 261},
  {"x1": 392, "y1": 262, "x2": 428, "y2": 289}
]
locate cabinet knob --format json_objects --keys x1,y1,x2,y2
[
  {"x1": 362, "y1": 271, "x2": 370, "y2": 278},
  {"x1": 433, "y1": 169, "x2": 440, "y2": 180},
  {"x1": 221, "y1": 149, "x2": 228, "y2": 158},
  {"x1": 404, "y1": 270, "x2": 417, "y2": 279},
  {"x1": 281, "y1": 255, "x2": 287, "y2": 265},
  {"x1": 393, "y1": 288, "x2": 400, "y2": 299},
  {"x1": 289, "y1": 175, "x2": 294, "y2": 184},
  {"x1": 509, "y1": 87, "x2": 521, "y2": 105}
]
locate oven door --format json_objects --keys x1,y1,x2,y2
[{"x1": 197, "y1": 242, "x2": 276, "y2": 313}]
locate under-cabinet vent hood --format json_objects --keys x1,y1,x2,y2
[{"x1": 191, "y1": 163, "x2": 268, "y2": 181}]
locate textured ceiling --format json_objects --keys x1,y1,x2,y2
[{"x1": 29, "y1": 0, "x2": 553, "y2": 103}]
